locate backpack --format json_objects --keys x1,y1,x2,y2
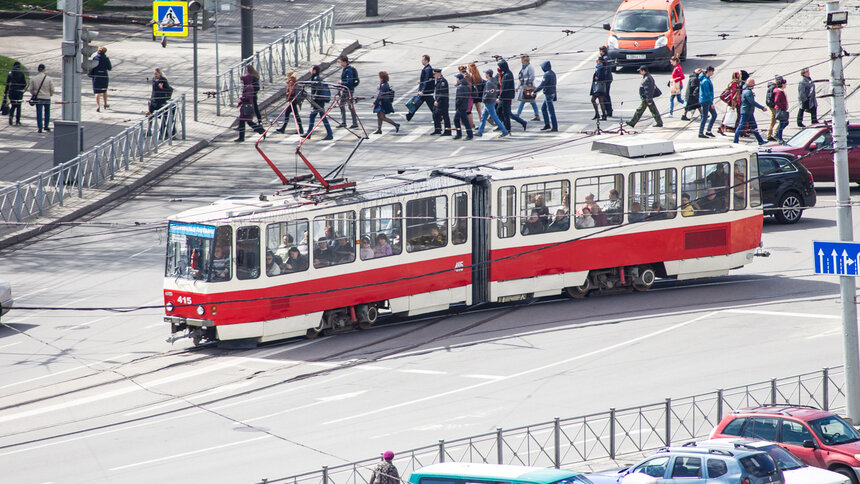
[
  {"x1": 766, "y1": 82, "x2": 776, "y2": 108},
  {"x1": 315, "y1": 83, "x2": 331, "y2": 103},
  {"x1": 348, "y1": 65, "x2": 359, "y2": 88}
]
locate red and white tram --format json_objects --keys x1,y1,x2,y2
[{"x1": 163, "y1": 140, "x2": 763, "y2": 344}]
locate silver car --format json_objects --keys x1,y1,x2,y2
[{"x1": 0, "y1": 281, "x2": 13, "y2": 316}]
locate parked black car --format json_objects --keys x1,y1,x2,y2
[{"x1": 757, "y1": 152, "x2": 816, "y2": 224}]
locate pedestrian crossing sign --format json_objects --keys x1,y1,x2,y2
[{"x1": 153, "y1": 1, "x2": 188, "y2": 37}]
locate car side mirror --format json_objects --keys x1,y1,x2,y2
[
  {"x1": 673, "y1": 22, "x2": 683, "y2": 31},
  {"x1": 803, "y1": 440, "x2": 818, "y2": 449},
  {"x1": 603, "y1": 23, "x2": 611, "y2": 31},
  {"x1": 808, "y1": 143, "x2": 818, "y2": 151}
]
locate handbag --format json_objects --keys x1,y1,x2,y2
[
  {"x1": 405, "y1": 95, "x2": 420, "y2": 115},
  {"x1": 1, "y1": 97, "x2": 7, "y2": 116},
  {"x1": 719, "y1": 88, "x2": 733, "y2": 104},
  {"x1": 776, "y1": 109, "x2": 789, "y2": 123},
  {"x1": 28, "y1": 74, "x2": 46, "y2": 106},
  {"x1": 522, "y1": 86, "x2": 536, "y2": 100},
  {"x1": 722, "y1": 108, "x2": 738, "y2": 128},
  {"x1": 652, "y1": 86, "x2": 662, "y2": 98},
  {"x1": 240, "y1": 103, "x2": 254, "y2": 118}
]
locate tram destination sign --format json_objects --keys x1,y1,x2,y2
[{"x1": 814, "y1": 240, "x2": 860, "y2": 276}]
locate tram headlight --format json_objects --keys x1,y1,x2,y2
[
  {"x1": 165, "y1": 302, "x2": 174, "y2": 312},
  {"x1": 196, "y1": 305, "x2": 205, "y2": 316}
]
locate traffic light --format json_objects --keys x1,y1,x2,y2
[
  {"x1": 80, "y1": 28, "x2": 99, "y2": 72},
  {"x1": 202, "y1": 8, "x2": 216, "y2": 30}
]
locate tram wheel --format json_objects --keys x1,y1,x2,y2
[
  {"x1": 192, "y1": 333, "x2": 203, "y2": 346},
  {"x1": 634, "y1": 266, "x2": 656, "y2": 292},
  {"x1": 565, "y1": 280, "x2": 591, "y2": 299},
  {"x1": 358, "y1": 305, "x2": 378, "y2": 330}
]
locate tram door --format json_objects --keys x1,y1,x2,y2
[{"x1": 471, "y1": 176, "x2": 491, "y2": 305}]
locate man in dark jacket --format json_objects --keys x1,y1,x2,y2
[
  {"x1": 598, "y1": 46, "x2": 614, "y2": 116},
  {"x1": 534, "y1": 61, "x2": 557, "y2": 132},
  {"x1": 627, "y1": 66, "x2": 663, "y2": 128},
  {"x1": 682, "y1": 67, "x2": 702, "y2": 121},
  {"x1": 432, "y1": 68, "x2": 451, "y2": 136},
  {"x1": 497, "y1": 59, "x2": 517, "y2": 132},
  {"x1": 452, "y1": 73, "x2": 472, "y2": 140},
  {"x1": 338, "y1": 55, "x2": 359, "y2": 129},
  {"x1": 406, "y1": 54, "x2": 437, "y2": 125},
  {"x1": 4, "y1": 61, "x2": 26, "y2": 126},
  {"x1": 797, "y1": 67, "x2": 817, "y2": 127},
  {"x1": 734, "y1": 78, "x2": 767, "y2": 145}
]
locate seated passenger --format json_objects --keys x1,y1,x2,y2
[
  {"x1": 547, "y1": 209, "x2": 570, "y2": 232},
  {"x1": 647, "y1": 201, "x2": 668, "y2": 221},
  {"x1": 584, "y1": 193, "x2": 602, "y2": 215},
  {"x1": 522, "y1": 209, "x2": 546, "y2": 235},
  {"x1": 452, "y1": 219, "x2": 467, "y2": 244},
  {"x1": 210, "y1": 245, "x2": 231, "y2": 280},
  {"x1": 298, "y1": 230, "x2": 309, "y2": 255},
  {"x1": 603, "y1": 189, "x2": 623, "y2": 225},
  {"x1": 334, "y1": 236, "x2": 355, "y2": 263},
  {"x1": 360, "y1": 236, "x2": 375, "y2": 260},
  {"x1": 533, "y1": 194, "x2": 550, "y2": 227},
  {"x1": 314, "y1": 237, "x2": 333, "y2": 268},
  {"x1": 698, "y1": 188, "x2": 725, "y2": 213},
  {"x1": 576, "y1": 207, "x2": 596, "y2": 228},
  {"x1": 275, "y1": 234, "x2": 293, "y2": 261},
  {"x1": 265, "y1": 250, "x2": 281, "y2": 276},
  {"x1": 374, "y1": 233, "x2": 393, "y2": 257},
  {"x1": 628, "y1": 202, "x2": 645, "y2": 223},
  {"x1": 284, "y1": 246, "x2": 307, "y2": 272},
  {"x1": 426, "y1": 225, "x2": 446, "y2": 247},
  {"x1": 680, "y1": 192, "x2": 695, "y2": 217}
]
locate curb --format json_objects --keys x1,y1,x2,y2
[
  {"x1": 0, "y1": 140, "x2": 208, "y2": 251},
  {"x1": 337, "y1": 0, "x2": 550, "y2": 26}
]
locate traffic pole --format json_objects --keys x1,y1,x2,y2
[
  {"x1": 193, "y1": 11, "x2": 199, "y2": 122},
  {"x1": 826, "y1": 1, "x2": 860, "y2": 422},
  {"x1": 240, "y1": 0, "x2": 253, "y2": 61}
]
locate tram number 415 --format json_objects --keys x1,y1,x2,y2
[{"x1": 177, "y1": 296, "x2": 193, "y2": 304}]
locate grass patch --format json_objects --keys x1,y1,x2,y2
[
  {"x1": 0, "y1": 55, "x2": 28, "y2": 78},
  {"x1": 0, "y1": 0, "x2": 112, "y2": 12}
]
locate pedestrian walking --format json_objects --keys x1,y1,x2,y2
[
  {"x1": 717, "y1": 71, "x2": 742, "y2": 135},
  {"x1": 372, "y1": 71, "x2": 399, "y2": 134},
  {"x1": 405, "y1": 54, "x2": 436, "y2": 125},
  {"x1": 534, "y1": 61, "x2": 557, "y2": 132},
  {"x1": 28, "y1": 64, "x2": 54, "y2": 133},
  {"x1": 698, "y1": 66, "x2": 717, "y2": 138},
  {"x1": 765, "y1": 75, "x2": 783, "y2": 141},
  {"x1": 90, "y1": 46, "x2": 112, "y2": 112},
  {"x1": 627, "y1": 66, "x2": 662, "y2": 128},
  {"x1": 682, "y1": 68, "x2": 702, "y2": 121},
  {"x1": 797, "y1": 67, "x2": 818, "y2": 127},
  {"x1": 475, "y1": 69, "x2": 509, "y2": 137},
  {"x1": 147, "y1": 68, "x2": 173, "y2": 114},
  {"x1": 338, "y1": 55, "x2": 359, "y2": 128},
  {"x1": 308, "y1": 64, "x2": 334, "y2": 140},
  {"x1": 457, "y1": 65, "x2": 476, "y2": 130},
  {"x1": 3, "y1": 61, "x2": 26, "y2": 126},
  {"x1": 245, "y1": 65, "x2": 263, "y2": 124},
  {"x1": 590, "y1": 57, "x2": 609, "y2": 121},
  {"x1": 668, "y1": 56, "x2": 685, "y2": 116},
  {"x1": 368, "y1": 451, "x2": 399, "y2": 484},
  {"x1": 516, "y1": 54, "x2": 540, "y2": 121},
  {"x1": 468, "y1": 63, "x2": 484, "y2": 127},
  {"x1": 733, "y1": 78, "x2": 767, "y2": 145},
  {"x1": 275, "y1": 71, "x2": 304, "y2": 135},
  {"x1": 235, "y1": 72, "x2": 265, "y2": 142},
  {"x1": 432, "y1": 68, "x2": 451, "y2": 135},
  {"x1": 497, "y1": 59, "x2": 518, "y2": 132},
  {"x1": 773, "y1": 77, "x2": 790, "y2": 143},
  {"x1": 599, "y1": 46, "x2": 614, "y2": 116},
  {"x1": 453, "y1": 73, "x2": 473, "y2": 140}
]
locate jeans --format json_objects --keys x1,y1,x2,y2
[
  {"x1": 734, "y1": 110, "x2": 764, "y2": 143},
  {"x1": 700, "y1": 103, "x2": 717, "y2": 134},
  {"x1": 516, "y1": 100, "x2": 539, "y2": 117},
  {"x1": 669, "y1": 94, "x2": 685, "y2": 115},
  {"x1": 339, "y1": 88, "x2": 358, "y2": 126},
  {"x1": 35, "y1": 99, "x2": 50, "y2": 131},
  {"x1": 309, "y1": 105, "x2": 333, "y2": 137},
  {"x1": 477, "y1": 103, "x2": 508, "y2": 135},
  {"x1": 541, "y1": 98, "x2": 557, "y2": 130},
  {"x1": 776, "y1": 119, "x2": 788, "y2": 142}
]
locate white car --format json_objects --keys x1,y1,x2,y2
[
  {"x1": 691, "y1": 438, "x2": 849, "y2": 484},
  {"x1": 0, "y1": 281, "x2": 12, "y2": 316}
]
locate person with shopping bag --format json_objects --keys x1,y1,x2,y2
[
  {"x1": 668, "y1": 56, "x2": 685, "y2": 116},
  {"x1": 718, "y1": 71, "x2": 742, "y2": 135}
]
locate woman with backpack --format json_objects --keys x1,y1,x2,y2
[
  {"x1": 681, "y1": 68, "x2": 702, "y2": 121},
  {"x1": 372, "y1": 71, "x2": 399, "y2": 134},
  {"x1": 307, "y1": 65, "x2": 333, "y2": 140},
  {"x1": 235, "y1": 72, "x2": 265, "y2": 142}
]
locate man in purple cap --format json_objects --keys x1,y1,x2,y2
[{"x1": 369, "y1": 451, "x2": 399, "y2": 484}]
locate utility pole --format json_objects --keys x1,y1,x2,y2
[
  {"x1": 825, "y1": 1, "x2": 860, "y2": 422},
  {"x1": 56, "y1": 0, "x2": 83, "y2": 167},
  {"x1": 189, "y1": 0, "x2": 201, "y2": 122},
  {"x1": 240, "y1": 0, "x2": 253, "y2": 61}
]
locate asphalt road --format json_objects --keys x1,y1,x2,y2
[{"x1": 0, "y1": 0, "x2": 853, "y2": 483}]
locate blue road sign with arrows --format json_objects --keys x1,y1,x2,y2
[{"x1": 814, "y1": 241, "x2": 860, "y2": 276}]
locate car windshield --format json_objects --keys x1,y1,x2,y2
[
  {"x1": 613, "y1": 10, "x2": 670, "y2": 33},
  {"x1": 784, "y1": 128, "x2": 821, "y2": 148},
  {"x1": 755, "y1": 444, "x2": 805, "y2": 471},
  {"x1": 808, "y1": 415, "x2": 860, "y2": 445}
]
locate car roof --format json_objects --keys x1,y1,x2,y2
[
  {"x1": 616, "y1": 0, "x2": 676, "y2": 12},
  {"x1": 730, "y1": 405, "x2": 834, "y2": 421},
  {"x1": 409, "y1": 463, "x2": 583, "y2": 483},
  {"x1": 687, "y1": 438, "x2": 778, "y2": 451},
  {"x1": 656, "y1": 445, "x2": 763, "y2": 459}
]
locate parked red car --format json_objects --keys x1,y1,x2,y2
[
  {"x1": 764, "y1": 124, "x2": 860, "y2": 183},
  {"x1": 710, "y1": 405, "x2": 860, "y2": 484}
]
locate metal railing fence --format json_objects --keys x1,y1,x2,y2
[
  {"x1": 262, "y1": 366, "x2": 845, "y2": 484},
  {"x1": 0, "y1": 95, "x2": 186, "y2": 226},
  {"x1": 216, "y1": 6, "x2": 335, "y2": 115}
]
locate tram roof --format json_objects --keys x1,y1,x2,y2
[{"x1": 168, "y1": 138, "x2": 753, "y2": 225}]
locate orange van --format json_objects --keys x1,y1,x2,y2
[{"x1": 603, "y1": 0, "x2": 688, "y2": 69}]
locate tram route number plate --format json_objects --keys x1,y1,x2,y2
[{"x1": 814, "y1": 240, "x2": 860, "y2": 276}]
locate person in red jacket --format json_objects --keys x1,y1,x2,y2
[
  {"x1": 669, "y1": 56, "x2": 685, "y2": 116},
  {"x1": 773, "y1": 77, "x2": 789, "y2": 143}
]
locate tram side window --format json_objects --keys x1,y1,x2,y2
[
  {"x1": 575, "y1": 174, "x2": 623, "y2": 228},
  {"x1": 406, "y1": 195, "x2": 448, "y2": 252},
  {"x1": 209, "y1": 226, "x2": 232, "y2": 281},
  {"x1": 266, "y1": 220, "x2": 309, "y2": 275},
  {"x1": 749, "y1": 153, "x2": 762, "y2": 208},
  {"x1": 498, "y1": 186, "x2": 516, "y2": 238},
  {"x1": 359, "y1": 203, "x2": 402, "y2": 260},
  {"x1": 628, "y1": 168, "x2": 677, "y2": 223},
  {"x1": 733, "y1": 159, "x2": 748, "y2": 210},
  {"x1": 680, "y1": 162, "x2": 729, "y2": 216},
  {"x1": 236, "y1": 226, "x2": 260, "y2": 280},
  {"x1": 452, "y1": 192, "x2": 468, "y2": 245},
  {"x1": 314, "y1": 211, "x2": 356, "y2": 268},
  {"x1": 521, "y1": 180, "x2": 569, "y2": 235}
]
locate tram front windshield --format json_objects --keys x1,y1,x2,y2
[{"x1": 165, "y1": 222, "x2": 227, "y2": 281}]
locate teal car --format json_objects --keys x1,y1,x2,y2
[{"x1": 408, "y1": 463, "x2": 592, "y2": 484}]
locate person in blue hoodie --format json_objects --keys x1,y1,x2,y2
[
  {"x1": 734, "y1": 78, "x2": 768, "y2": 144},
  {"x1": 533, "y1": 61, "x2": 557, "y2": 132},
  {"x1": 698, "y1": 66, "x2": 717, "y2": 138},
  {"x1": 406, "y1": 54, "x2": 438, "y2": 130}
]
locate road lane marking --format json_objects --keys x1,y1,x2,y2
[
  {"x1": 449, "y1": 146, "x2": 465, "y2": 156},
  {"x1": 323, "y1": 311, "x2": 719, "y2": 425},
  {"x1": 109, "y1": 435, "x2": 271, "y2": 471},
  {"x1": 557, "y1": 56, "x2": 597, "y2": 84},
  {"x1": 0, "y1": 342, "x2": 22, "y2": 350},
  {"x1": 129, "y1": 246, "x2": 154, "y2": 258},
  {"x1": 0, "y1": 353, "x2": 132, "y2": 391},
  {"x1": 396, "y1": 125, "x2": 431, "y2": 143},
  {"x1": 462, "y1": 374, "x2": 504, "y2": 380},
  {"x1": 401, "y1": 369, "x2": 446, "y2": 375},
  {"x1": 723, "y1": 309, "x2": 840, "y2": 319}
]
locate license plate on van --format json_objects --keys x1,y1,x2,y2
[{"x1": 626, "y1": 54, "x2": 646, "y2": 60}]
